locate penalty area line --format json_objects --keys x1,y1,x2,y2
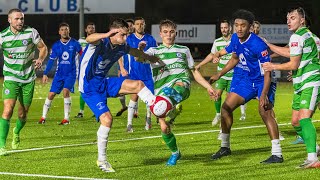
[{"x1": 7, "y1": 120, "x2": 320, "y2": 154}]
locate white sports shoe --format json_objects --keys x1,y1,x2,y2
[
  {"x1": 212, "y1": 114, "x2": 221, "y2": 126},
  {"x1": 97, "y1": 160, "x2": 115, "y2": 172},
  {"x1": 239, "y1": 113, "x2": 246, "y2": 121}
]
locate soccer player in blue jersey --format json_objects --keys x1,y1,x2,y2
[
  {"x1": 114, "y1": 19, "x2": 135, "y2": 117},
  {"x1": 124, "y1": 17, "x2": 157, "y2": 132},
  {"x1": 79, "y1": 18, "x2": 160, "y2": 172},
  {"x1": 209, "y1": 9, "x2": 283, "y2": 163},
  {"x1": 39, "y1": 23, "x2": 82, "y2": 125}
]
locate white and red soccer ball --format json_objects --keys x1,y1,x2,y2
[{"x1": 150, "y1": 96, "x2": 173, "y2": 118}]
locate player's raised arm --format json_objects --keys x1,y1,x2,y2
[
  {"x1": 267, "y1": 43, "x2": 290, "y2": 58},
  {"x1": 129, "y1": 48, "x2": 159, "y2": 63},
  {"x1": 86, "y1": 29, "x2": 120, "y2": 45},
  {"x1": 212, "y1": 53, "x2": 239, "y2": 80}
]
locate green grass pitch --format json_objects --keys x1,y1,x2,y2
[{"x1": 0, "y1": 78, "x2": 320, "y2": 179}]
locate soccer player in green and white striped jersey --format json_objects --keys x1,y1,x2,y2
[
  {"x1": 263, "y1": 7, "x2": 320, "y2": 168},
  {"x1": 196, "y1": 20, "x2": 247, "y2": 127},
  {"x1": 0, "y1": 8, "x2": 48, "y2": 156},
  {"x1": 75, "y1": 22, "x2": 96, "y2": 118},
  {"x1": 142, "y1": 19, "x2": 215, "y2": 166}
]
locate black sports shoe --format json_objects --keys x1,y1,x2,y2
[
  {"x1": 74, "y1": 113, "x2": 83, "y2": 118},
  {"x1": 260, "y1": 155, "x2": 284, "y2": 164},
  {"x1": 116, "y1": 107, "x2": 128, "y2": 117},
  {"x1": 211, "y1": 147, "x2": 231, "y2": 160}
]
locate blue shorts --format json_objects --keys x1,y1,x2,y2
[
  {"x1": 81, "y1": 77, "x2": 125, "y2": 121},
  {"x1": 230, "y1": 78, "x2": 276, "y2": 105},
  {"x1": 50, "y1": 75, "x2": 75, "y2": 94}
]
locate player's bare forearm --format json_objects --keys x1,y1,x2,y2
[
  {"x1": 196, "y1": 53, "x2": 214, "y2": 68},
  {"x1": 192, "y1": 69, "x2": 213, "y2": 90},
  {"x1": 270, "y1": 55, "x2": 301, "y2": 71},
  {"x1": 37, "y1": 39, "x2": 48, "y2": 61},
  {"x1": 268, "y1": 43, "x2": 290, "y2": 58},
  {"x1": 218, "y1": 54, "x2": 239, "y2": 78},
  {"x1": 118, "y1": 56, "x2": 125, "y2": 71},
  {"x1": 129, "y1": 48, "x2": 159, "y2": 63},
  {"x1": 261, "y1": 71, "x2": 271, "y2": 96}
]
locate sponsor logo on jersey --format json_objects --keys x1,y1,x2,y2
[
  {"x1": 301, "y1": 100, "x2": 307, "y2": 104},
  {"x1": 261, "y1": 50, "x2": 268, "y2": 57},
  {"x1": 4, "y1": 89, "x2": 10, "y2": 95},
  {"x1": 62, "y1": 51, "x2": 69, "y2": 60},
  {"x1": 291, "y1": 42, "x2": 298, "y2": 47},
  {"x1": 22, "y1": 39, "x2": 28, "y2": 46},
  {"x1": 96, "y1": 102, "x2": 105, "y2": 110},
  {"x1": 9, "y1": 52, "x2": 29, "y2": 59}
]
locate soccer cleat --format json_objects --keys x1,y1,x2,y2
[
  {"x1": 145, "y1": 117, "x2": 152, "y2": 130},
  {"x1": 12, "y1": 128, "x2": 20, "y2": 150},
  {"x1": 211, "y1": 147, "x2": 231, "y2": 160},
  {"x1": 127, "y1": 124, "x2": 133, "y2": 133},
  {"x1": 38, "y1": 117, "x2": 46, "y2": 124},
  {"x1": 297, "y1": 160, "x2": 320, "y2": 169},
  {"x1": 166, "y1": 151, "x2": 181, "y2": 166},
  {"x1": 96, "y1": 160, "x2": 115, "y2": 172},
  {"x1": 291, "y1": 136, "x2": 304, "y2": 144},
  {"x1": 116, "y1": 106, "x2": 128, "y2": 117},
  {"x1": 59, "y1": 119, "x2": 70, "y2": 125},
  {"x1": 239, "y1": 113, "x2": 246, "y2": 121},
  {"x1": 74, "y1": 113, "x2": 83, "y2": 118},
  {"x1": 133, "y1": 113, "x2": 139, "y2": 118},
  {"x1": 166, "y1": 104, "x2": 183, "y2": 123},
  {"x1": 0, "y1": 148, "x2": 8, "y2": 156},
  {"x1": 212, "y1": 114, "x2": 221, "y2": 126},
  {"x1": 162, "y1": 87, "x2": 183, "y2": 103},
  {"x1": 260, "y1": 155, "x2": 284, "y2": 164}
]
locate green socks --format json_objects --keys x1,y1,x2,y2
[
  {"x1": 293, "y1": 125, "x2": 303, "y2": 138},
  {"x1": 0, "y1": 118, "x2": 10, "y2": 148},
  {"x1": 300, "y1": 118, "x2": 317, "y2": 153},
  {"x1": 162, "y1": 132, "x2": 178, "y2": 153},
  {"x1": 14, "y1": 118, "x2": 26, "y2": 134},
  {"x1": 80, "y1": 94, "x2": 85, "y2": 111},
  {"x1": 214, "y1": 98, "x2": 222, "y2": 114}
]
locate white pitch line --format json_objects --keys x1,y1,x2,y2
[
  {"x1": 0, "y1": 172, "x2": 115, "y2": 180},
  {"x1": 7, "y1": 120, "x2": 320, "y2": 154}
]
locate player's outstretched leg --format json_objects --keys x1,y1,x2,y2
[{"x1": 12, "y1": 119, "x2": 26, "y2": 149}]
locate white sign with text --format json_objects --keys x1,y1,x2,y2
[{"x1": 152, "y1": 24, "x2": 216, "y2": 43}]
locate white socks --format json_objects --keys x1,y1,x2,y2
[
  {"x1": 64, "y1": 97, "x2": 71, "y2": 120},
  {"x1": 97, "y1": 125, "x2": 110, "y2": 162},
  {"x1": 42, "y1": 98, "x2": 52, "y2": 118},
  {"x1": 127, "y1": 100, "x2": 137, "y2": 126},
  {"x1": 137, "y1": 87, "x2": 156, "y2": 106},
  {"x1": 220, "y1": 133, "x2": 230, "y2": 148},
  {"x1": 240, "y1": 104, "x2": 246, "y2": 115},
  {"x1": 146, "y1": 105, "x2": 151, "y2": 118},
  {"x1": 271, "y1": 139, "x2": 282, "y2": 157}
]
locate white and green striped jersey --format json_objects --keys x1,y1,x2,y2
[
  {"x1": 290, "y1": 27, "x2": 320, "y2": 93},
  {"x1": 145, "y1": 44, "x2": 194, "y2": 95},
  {"x1": 78, "y1": 37, "x2": 88, "y2": 51},
  {"x1": 211, "y1": 37, "x2": 233, "y2": 80},
  {"x1": 0, "y1": 26, "x2": 41, "y2": 83}
]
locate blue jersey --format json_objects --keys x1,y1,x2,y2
[
  {"x1": 44, "y1": 38, "x2": 82, "y2": 78},
  {"x1": 79, "y1": 38, "x2": 130, "y2": 93},
  {"x1": 127, "y1": 33, "x2": 157, "y2": 80},
  {"x1": 225, "y1": 33, "x2": 270, "y2": 83}
]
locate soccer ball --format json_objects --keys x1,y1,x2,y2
[{"x1": 150, "y1": 96, "x2": 173, "y2": 118}]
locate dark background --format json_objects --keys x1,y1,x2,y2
[{"x1": 0, "y1": 0, "x2": 319, "y2": 78}]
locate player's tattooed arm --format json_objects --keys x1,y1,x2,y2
[{"x1": 129, "y1": 48, "x2": 160, "y2": 63}]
